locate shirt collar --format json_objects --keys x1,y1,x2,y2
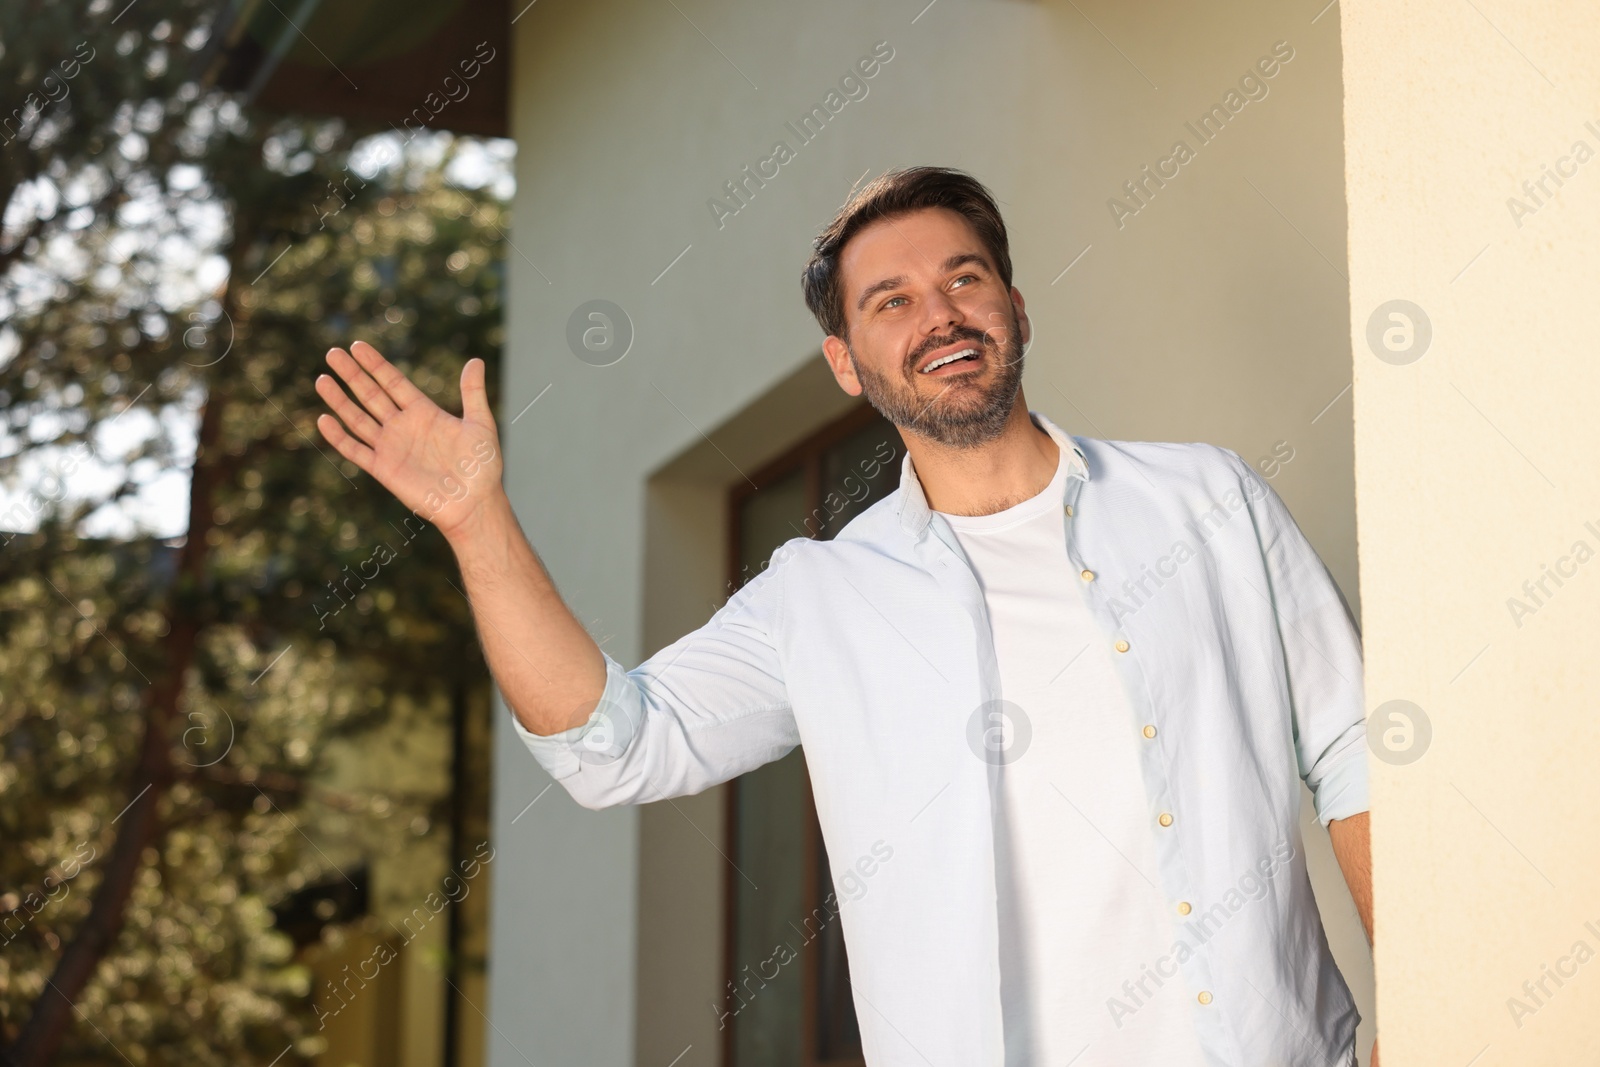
[{"x1": 896, "y1": 409, "x2": 1090, "y2": 535}]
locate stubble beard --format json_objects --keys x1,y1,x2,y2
[{"x1": 847, "y1": 313, "x2": 1025, "y2": 449}]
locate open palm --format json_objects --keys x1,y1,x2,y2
[{"x1": 314, "y1": 340, "x2": 503, "y2": 540}]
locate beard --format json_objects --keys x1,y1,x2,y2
[{"x1": 847, "y1": 310, "x2": 1025, "y2": 449}]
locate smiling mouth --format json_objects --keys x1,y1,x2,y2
[{"x1": 918, "y1": 346, "x2": 983, "y2": 374}]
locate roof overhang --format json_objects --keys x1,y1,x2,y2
[{"x1": 201, "y1": 0, "x2": 509, "y2": 137}]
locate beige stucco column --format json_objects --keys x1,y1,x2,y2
[{"x1": 1343, "y1": 1, "x2": 1600, "y2": 1060}]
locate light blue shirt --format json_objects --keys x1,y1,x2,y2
[{"x1": 515, "y1": 409, "x2": 1369, "y2": 1066}]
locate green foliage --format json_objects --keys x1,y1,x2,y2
[{"x1": 0, "y1": 1, "x2": 503, "y2": 1061}]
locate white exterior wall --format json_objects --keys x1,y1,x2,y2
[{"x1": 490, "y1": 1, "x2": 1373, "y2": 1064}]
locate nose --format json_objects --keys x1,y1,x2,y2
[{"x1": 917, "y1": 285, "x2": 965, "y2": 341}]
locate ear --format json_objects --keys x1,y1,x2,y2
[
  {"x1": 821, "y1": 335, "x2": 864, "y2": 397},
  {"x1": 1011, "y1": 286, "x2": 1031, "y2": 349}
]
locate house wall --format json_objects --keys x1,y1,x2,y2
[
  {"x1": 492, "y1": 1, "x2": 1374, "y2": 1064},
  {"x1": 1343, "y1": 0, "x2": 1600, "y2": 1060}
]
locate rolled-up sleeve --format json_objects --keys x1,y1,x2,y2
[
  {"x1": 510, "y1": 537, "x2": 804, "y2": 810},
  {"x1": 1232, "y1": 453, "x2": 1370, "y2": 826}
]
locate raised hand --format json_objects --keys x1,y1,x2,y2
[{"x1": 314, "y1": 340, "x2": 503, "y2": 541}]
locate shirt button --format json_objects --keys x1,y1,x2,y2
[
  {"x1": 1177, "y1": 901, "x2": 1192, "y2": 915},
  {"x1": 1064, "y1": 504, "x2": 1073, "y2": 517},
  {"x1": 1197, "y1": 991, "x2": 1213, "y2": 1005},
  {"x1": 1158, "y1": 812, "x2": 1173, "y2": 827},
  {"x1": 1114, "y1": 639, "x2": 1130, "y2": 653},
  {"x1": 1080, "y1": 569, "x2": 1095, "y2": 582},
  {"x1": 1142, "y1": 725, "x2": 1156, "y2": 738}
]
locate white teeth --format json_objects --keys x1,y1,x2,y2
[{"x1": 921, "y1": 348, "x2": 978, "y2": 373}]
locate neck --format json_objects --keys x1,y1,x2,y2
[{"x1": 903, "y1": 392, "x2": 1060, "y2": 516}]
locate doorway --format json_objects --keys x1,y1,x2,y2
[{"x1": 722, "y1": 403, "x2": 901, "y2": 1067}]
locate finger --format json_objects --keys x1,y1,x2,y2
[
  {"x1": 316, "y1": 413, "x2": 376, "y2": 473},
  {"x1": 326, "y1": 347, "x2": 400, "y2": 421},
  {"x1": 350, "y1": 339, "x2": 429, "y2": 410},
  {"x1": 315, "y1": 373, "x2": 382, "y2": 447},
  {"x1": 461, "y1": 358, "x2": 496, "y2": 427}
]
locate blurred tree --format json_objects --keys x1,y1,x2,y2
[{"x1": 0, "y1": 2, "x2": 504, "y2": 1063}]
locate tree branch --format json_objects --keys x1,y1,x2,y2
[{"x1": 0, "y1": 214, "x2": 256, "y2": 1067}]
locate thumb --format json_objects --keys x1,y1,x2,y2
[{"x1": 461, "y1": 358, "x2": 494, "y2": 426}]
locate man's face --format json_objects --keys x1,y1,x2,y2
[{"x1": 821, "y1": 207, "x2": 1029, "y2": 448}]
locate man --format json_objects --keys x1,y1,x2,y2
[{"x1": 314, "y1": 166, "x2": 1376, "y2": 1066}]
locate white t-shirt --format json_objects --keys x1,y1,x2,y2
[{"x1": 936, "y1": 441, "x2": 1211, "y2": 1067}]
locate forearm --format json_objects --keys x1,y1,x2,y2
[
  {"x1": 1327, "y1": 810, "x2": 1374, "y2": 945},
  {"x1": 446, "y1": 489, "x2": 606, "y2": 736}
]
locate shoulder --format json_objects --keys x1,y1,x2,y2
[
  {"x1": 830, "y1": 492, "x2": 904, "y2": 545},
  {"x1": 1075, "y1": 435, "x2": 1259, "y2": 495},
  {"x1": 770, "y1": 494, "x2": 916, "y2": 575}
]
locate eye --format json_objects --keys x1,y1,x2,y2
[
  {"x1": 882, "y1": 295, "x2": 907, "y2": 309},
  {"x1": 951, "y1": 273, "x2": 979, "y2": 288}
]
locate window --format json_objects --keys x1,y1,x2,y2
[{"x1": 722, "y1": 403, "x2": 902, "y2": 1067}]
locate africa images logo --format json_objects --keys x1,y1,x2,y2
[
  {"x1": 706, "y1": 41, "x2": 896, "y2": 230},
  {"x1": 1105, "y1": 839, "x2": 1296, "y2": 1028}
]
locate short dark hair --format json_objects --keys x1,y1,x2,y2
[{"x1": 801, "y1": 166, "x2": 1014, "y2": 341}]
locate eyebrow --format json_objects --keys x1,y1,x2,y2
[{"x1": 854, "y1": 252, "x2": 992, "y2": 313}]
